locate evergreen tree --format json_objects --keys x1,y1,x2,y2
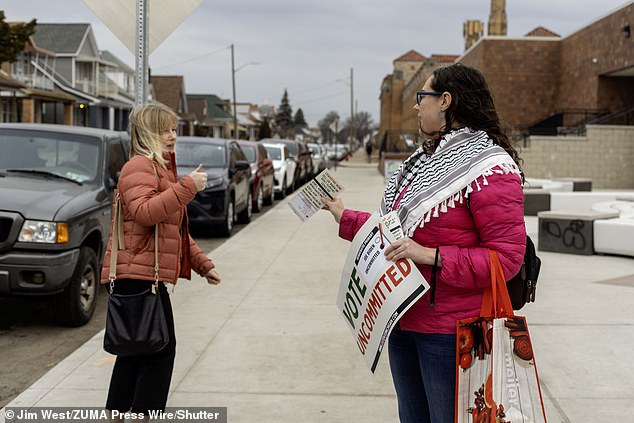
[
  {"x1": 293, "y1": 108, "x2": 307, "y2": 128},
  {"x1": 0, "y1": 11, "x2": 36, "y2": 64},
  {"x1": 274, "y1": 89, "x2": 293, "y2": 138},
  {"x1": 258, "y1": 118, "x2": 272, "y2": 140}
]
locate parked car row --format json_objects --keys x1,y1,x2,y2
[{"x1": 0, "y1": 123, "x2": 335, "y2": 326}]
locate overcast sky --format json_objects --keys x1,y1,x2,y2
[{"x1": 2, "y1": 0, "x2": 630, "y2": 125}]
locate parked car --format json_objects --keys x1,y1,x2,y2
[
  {"x1": 175, "y1": 137, "x2": 251, "y2": 237},
  {"x1": 325, "y1": 144, "x2": 348, "y2": 162},
  {"x1": 0, "y1": 123, "x2": 130, "y2": 326},
  {"x1": 237, "y1": 140, "x2": 275, "y2": 213},
  {"x1": 261, "y1": 138, "x2": 313, "y2": 186},
  {"x1": 307, "y1": 143, "x2": 328, "y2": 173},
  {"x1": 262, "y1": 142, "x2": 296, "y2": 198}
]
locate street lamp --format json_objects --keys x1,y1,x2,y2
[{"x1": 230, "y1": 44, "x2": 259, "y2": 140}]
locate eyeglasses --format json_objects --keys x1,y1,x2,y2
[{"x1": 416, "y1": 91, "x2": 441, "y2": 105}]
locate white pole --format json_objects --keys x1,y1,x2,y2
[{"x1": 135, "y1": 0, "x2": 149, "y2": 105}]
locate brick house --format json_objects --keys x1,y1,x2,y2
[
  {"x1": 150, "y1": 75, "x2": 194, "y2": 135},
  {"x1": 187, "y1": 94, "x2": 233, "y2": 138}
]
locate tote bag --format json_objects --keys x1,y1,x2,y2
[{"x1": 455, "y1": 250, "x2": 547, "y2": 423}]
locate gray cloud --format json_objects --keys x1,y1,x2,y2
[{"x1": 2, "y1": 0, "x2": 628, "y2": 124}]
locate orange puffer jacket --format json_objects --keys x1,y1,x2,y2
[{"x1": 100, "y1": 152, "x2": 214, "y2": 284}]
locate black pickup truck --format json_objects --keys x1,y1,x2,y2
[{"x1": 0, "y1": 124, "x2": 129, "y2": 326}]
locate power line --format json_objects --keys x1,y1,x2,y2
[
  {"x1": 296, "y1": 90, "x2": 348, "y2": 105},
  {"x1": 152, "y1": 46, "x2": 229, "y2": 70}
]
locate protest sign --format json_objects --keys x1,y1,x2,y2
[
  {"x1": 288, "y1": 169, "x2": 344, "y2": 221},
  {"x1": 337, "y1": 211, "x2": 429, "y2": 372}
]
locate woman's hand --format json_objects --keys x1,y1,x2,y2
[
  {"x1": 321, "y1": 196, "x2": 344, "y2": 223},
  {"x1": 204, "y1": 269, "x2": 221, "y2": 285},
  {"x1": 384, "y1": 237, "x2": 440, "y2": 266},
  {"x1": 189, "y1": 164, "x2": 208, "y2": 192}
]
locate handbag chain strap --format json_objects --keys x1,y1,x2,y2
[{"x1": 108, "y1": 161, "x2": 161, "y2": 295}]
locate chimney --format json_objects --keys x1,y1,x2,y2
[
  {"x1": 463, "y1": 19, "x2": 485, "y2": 51},
  {"x1": 488, "y1": 0, "x2": 507, "y2": 36}
]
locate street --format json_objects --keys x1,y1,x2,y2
[{"x1": 0, "y1": 204, "x2": 274, "y2": 409}]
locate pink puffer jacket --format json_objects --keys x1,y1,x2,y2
[{"x1": 338, "y1": 167, "x2": 526, "y2": 334}]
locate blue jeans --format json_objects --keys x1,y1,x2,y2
[{"x1": 388, "y1": 329, "x2": 456, "y2": 423}]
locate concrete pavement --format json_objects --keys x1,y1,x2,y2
[{"x1": 2, "y1": 151, "x2": 634, "y2": 422}]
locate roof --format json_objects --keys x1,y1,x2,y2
[
  {"x1": 150, "y1": 75, "x2": 185, "y2": 112},
  {"x1": 393, "y1": 50, "x2": 427, "y2": 63},
  {"x1": 0, "y1": 70, "x2": 25, "y2": 90},
  {"x1": 32, "y1": 23, "x2": 91, "y2": 54},
  {"x1": 100, "y1": 50, "x2": 133, "y2": 73},
  {"x1": 430, "y1": 54, "x2": 460, "y2": 63},
  {"x1": 525, "y1": 26, "x2": 561, "y2": 37},
  {"x1": 187, "y1": 94, "x2": 233, "y2": 120}
]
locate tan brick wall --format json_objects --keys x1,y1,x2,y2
[
  {"x1": 460, "y1": 38, "x2": 561, "y2": 131},
  {"x1": 520, "y1": 125, "x2": 634, "y2": 188},
  {"x1": 558, "y1": 4, "x2": 634, "y2": 113}
]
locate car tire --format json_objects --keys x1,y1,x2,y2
[
  {"x1": 253, "y1": 183, "x2": 264, "y2": 213},
  {"x1": 219, "y1": 197, "x2": 234, "y2": 237},
  {"x1": 53, "y1": 247, "x2": 98, "y2": 327},
  {"x1": 264, "y1": 183, "x2": 275, "y2": 206},
  {"x1": 238, "y1": 191, "x2": 252, "y2": 224},
  {"x1": 277, "y1": 176, "x2": 287, "y2": 199}
]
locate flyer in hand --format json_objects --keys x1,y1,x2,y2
[
  {"x1": 288, "y1": 169, "x2": 344, "y2": 221},
  {"x1": 337, "y1": 211, "x2": 429, "y2": 372}
]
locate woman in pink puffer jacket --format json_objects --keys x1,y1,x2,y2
[{"x1": 322, "y1": 64, "x2": 526, "y2": 423}]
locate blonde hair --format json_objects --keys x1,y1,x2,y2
[{"x1": 128, "y1": 103, "x2": 178, "y2": 168}]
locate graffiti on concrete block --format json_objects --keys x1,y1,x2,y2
[{"x1": 543, "y1": 219, "x2": 587, "y2": 251}]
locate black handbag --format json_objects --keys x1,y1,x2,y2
[{"x1": 103, "y1": 190, "x2": 169, "y2": 356}]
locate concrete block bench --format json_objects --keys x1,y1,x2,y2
[
  {"x1": 537, "y1": 210, "x2": 619, "y2": 255},
  {"x1": 554, "y1": 177, "x2": 592, "y2": 192},
  {"x1": 550, "y1": 192, "x2": 634, "y2": 213},
  {"x1": 524, "y1": 189, "x2": 551, "y2": 216},
  {"x1": 593, "y1": 218, "x2": 634, "y2": 257},
  {"x1": 591, "y1": 201, "x2": 634, "y2": 218}
]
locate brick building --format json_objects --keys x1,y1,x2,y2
[{"x1": 379, "y1": 2, "x2": 634, "y2": 147}]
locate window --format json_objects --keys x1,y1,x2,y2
[{"x1": 107, "y1": 138, "x2": 127, "y2": 184}]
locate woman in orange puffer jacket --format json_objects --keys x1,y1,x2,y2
[{"x1": 101, "y1": 103, "x2": 221, "y2": 420}]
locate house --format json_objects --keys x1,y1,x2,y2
[
  {"x1": 187, "y1": 94, "x2": 233, "y2": 138},
  {"x1": 150, "y1": 75, "x2": 194, "y2": 135},
  {"x1": 30, "y1": 23, "x2": 133, "y2": 129},
  {"x1": 1, "y1": 29, "x2": 76, "y2": 124}
]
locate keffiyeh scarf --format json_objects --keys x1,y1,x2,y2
[{"x1": 381, "y1": 127, "x2": 520, "y2": 236}]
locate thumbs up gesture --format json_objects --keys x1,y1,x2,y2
[{"x1": 189, "y1": 164, "x2": 207, "y2": 192}]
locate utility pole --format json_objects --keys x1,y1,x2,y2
[
  {"x1": 134, "y1": 0, "x2": 149, "y2": 105},
  {"x1": 349, "y1": 67, "x2": 354, "y2": 152},
  {"x1": 231, "y1": 44, "x2": 237, "y2": 140}
]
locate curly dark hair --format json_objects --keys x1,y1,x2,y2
[{"x1": 430, "y1": 63, "x2": 524, "y2": 180}]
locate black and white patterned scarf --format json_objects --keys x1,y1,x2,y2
[{"x1": 380, "y1": 128, "x2": 520, "y2": 236}]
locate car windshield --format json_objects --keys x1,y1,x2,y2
[
  {"x1": 241, "y1": 145, "x2": 256, "y2": 163},
  {"x1": 0, "y1": 132, "x2": 100, "y2": 183},
  {"x1": 264, "y1": 146, "x2": 281, "y2": 160},
  {"x1": 176, "y1": 143, "x2": 226, "y2": 167},
  {"x1": 308, "y1": 145, "x2": 320, "y2": 154},
  {"x1": 284, "y1": 142, "x2": 298, "y2": 156}
]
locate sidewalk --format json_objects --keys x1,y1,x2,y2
[{"x1": 2, "y1": 151, "x2": 634, "y2": 422}]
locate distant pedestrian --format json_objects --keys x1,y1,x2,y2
[
  {"x1": 365, "y1": 140, "x2": 373, "y2": 163},
  {"x1": 101, "y1": 103, "x2": 221, "y2": 422},
  {"x1": 322, "y1": 63, "x2": 526, "y2": 422}
]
